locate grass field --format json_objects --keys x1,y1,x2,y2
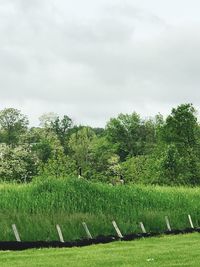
[
  {"x1": 1, "y1": 177, "x2": 200, "y2": 241},
  {"x1": 1, "y1": 233, "x2": 200, "y2": 267}
]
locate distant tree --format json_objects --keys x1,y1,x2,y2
[
  {"x1": 92, "y1": 127, "x2": 105, "y2": 136},
  {"x1": 32, "y1": 138, "x2": 53, "y2": 164},
  {"x1": 139, "y1": 118, "x2": 157, "y2": 154},
  {"x1": 50, "y1": 115, "x2": 73, "y2": 150},
  {"x1": 0, "y1": 144, "x2": 38, "y2": 182},
  {"x1": 87, "y1": 136, "x2": 119, "y2": 182},
  {"x1": 69, "y1": 127, "x2": 96, "y2": 173},
  {"x1": 154, "y1": 113, "x2": 165, "y2": 137},
  {"x1": 121, "y1": 156, "x2": 148, "y2": 184},
  {"x1": 106, "y1": 112, "x2": 156, "y2": 160},
  {"x1": 106, "y1": 112, "x2": 141, "y2": 160},
  {"x1": 151, "y1": 104, "x2": 200, "y2": 185},
  {"x1": 39, "y1": 149, "x2": 76, "y2": 178},
  {"x1": 32, "y1": 129, "x2": 63, "y2": 164},
  {"x1": 159, "y1": 144, "x2": 182, "y2": 184},
  {"x1": 151, "y1": 144, "x2": 200, "y2": 185},
  {"x1": 39, "y1": 112, "x2": 58, "y2": 128},
  {"x1": 39, "y1": 113, "x2": 73, "y2": 154},
  {"x1": 161, "y1": 104, "x2": 199, "y2": 149},
  {"x1": 0, "y1": 108, "x2": 29, "y2": 145},
  {"x1": 106, "y1": 154, "x2": 121, "y2": 180}
]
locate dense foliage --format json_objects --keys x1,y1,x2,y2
[{"x1": 0, "y1": 103, "x2": 200, "y2": 185}]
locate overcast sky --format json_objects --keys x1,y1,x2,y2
[{"x1": 0, "y1": 0, "x2": 200, "y2": 126}]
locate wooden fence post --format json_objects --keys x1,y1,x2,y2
[
  {"x1": 82, "y1": 222, "x2": 93, "y2": 239},
  {"x1": 188, "y1": 215, "x2": 194, "y2": 229},
  {"x1": 12, "y1": 224, "x2": 21, "y2": 242},
  {"x1": 165, "y1": 216, "x2": 171, "y2": 231},
  {"x1": 56, "y1": 224, "x2": 64, "y2": 243},
  {"x1": 112, "y1": 221, "x2": 123, "y2": 238},
  {"x1": 139, "y1": 222, "x2": 147, "y2": 234}
]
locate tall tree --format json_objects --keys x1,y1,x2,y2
[
  {"x1": 106, "y1": 112, "x2": 156, "y2": 160},
  {"x1": 0, "y1": 108, "x2": 29, "y2": 145},
  {"x1": 161, "y1": 103, "x2": 199, "y2": 149},
  {"x1": 51, "y1": 115, "x2": 73, "y2": 149},
  {"x1": 0, "y1": 144, "x2": 38, "y2": 182},
  {"x1": 87, "y1": 136, "x2": 119, "y2": 182},
  {"x1": 39, "y1": 112, "x2": 58, "y2": 128},
  {"x1": 39, "y1": 113, "x2": 73, "y2": 153},
  {"x1": 156, "y1": 104, "x2": 200, "y2": 185},
  {"x1": 69, "y1": 127, "x2": 96, "y2": 173}
]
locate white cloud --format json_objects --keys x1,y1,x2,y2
[{"x1": 0, "y1": 0, "x2": 200, "y2": 126}]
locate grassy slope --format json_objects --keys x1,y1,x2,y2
[
  {"x1": 1, "y1": 233, "x2": 200, "y2": 267},
  {"x1": 1, "y1": 178, "x2": 200, "y2": 241}
]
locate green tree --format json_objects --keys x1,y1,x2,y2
[
  {"x1": 151, "y1": 104, "x2": 200, "y2": 185},
  {"x1": 39, "y1": 113, "x2": 73, "y2": 154},
  {"x1": 121, "y1": 156, "x2": 148, "y2": 184},
  {"x1": 0, "y1": 144, "x2": 38, "y2": 182},
  {"x1": 32, "y1": 129, "x2": 63, "y2": 163},
  {"x1": 150, "y1": 144, "x2": 200, "y2": 186},
  {"x1": 106, "y1": 112, "x2": 156, "y2": 160},
  {"x1": 69, "y1": 127, "x2": 96, "y2": 174},
  {"x1": 39, "y1": 150, "x2": 76, "y2": 178},
  {"x1": 0, "y1": 108, "x2": 29, "y2": 145},
  {"x1": 50, "y1": 115, "x2": 73, "y2": 151},
  {"x1": 161, "y1": 104, "x2": 199, "y2": 149},
  {"x1": 39, "y1": 112, "x2": 58, "y2": 128},
  {"x1": 87, "y1": 136, "x2": 119, "y2": 182}
]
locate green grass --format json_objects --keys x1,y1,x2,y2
[
  {"x1": 1, "y1": 177, "x2": 200, "y2": 241},
  {"x1": 1, "y1": 233, "x2": 200, "y2": 266}
]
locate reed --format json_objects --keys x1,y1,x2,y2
[{"x1": 0, "y1": 177, "x2": 200, "y2": 241}]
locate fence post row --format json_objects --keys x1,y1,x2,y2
[{"x1": 9, "y1": 215, "x2": 197, "y2": 243}]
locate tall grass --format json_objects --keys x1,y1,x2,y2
[{"x1": 0, "y1": 177, "x2": 200, "y2": 241}]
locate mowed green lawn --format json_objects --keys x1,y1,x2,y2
[{"x1": 1, "y1": 233, "x2": 200, "y2": 267}]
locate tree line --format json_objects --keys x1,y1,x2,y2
[{"x1": 0, "y1": 103, "x2": 200, "y2": 185}]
